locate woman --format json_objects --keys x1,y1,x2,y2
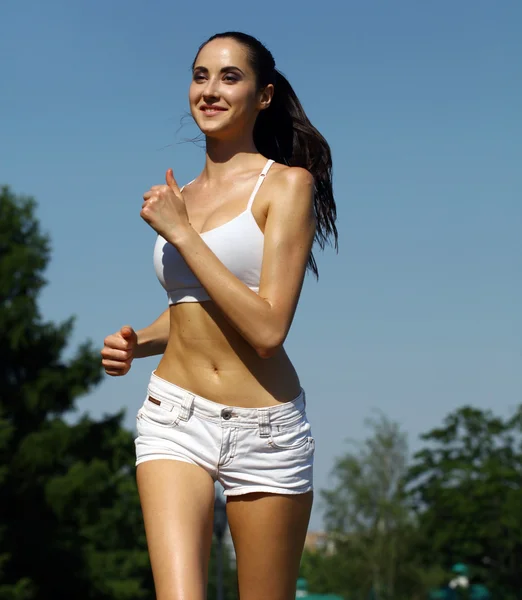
[{"x1": 101, "y1": 31, "x2": 337, "y2": 600}]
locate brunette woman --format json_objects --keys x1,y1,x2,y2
[{"x1": 101, "y1": 31, "x2": 337, "y2": 600}]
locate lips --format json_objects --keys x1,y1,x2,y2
[{"x1": 200, "y1": 105, "x2": 228, "y2": 115}]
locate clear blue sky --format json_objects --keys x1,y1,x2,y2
[{"x1": 2, "y1": 0, "x2": 521, "y2": 529}]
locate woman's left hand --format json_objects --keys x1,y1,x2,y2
[{"x1": 141, "y1": 169, "x2": 192, "y2": 244}]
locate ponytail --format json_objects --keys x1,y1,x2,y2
[{"x1": 254, "y1": 70, "x2": 337, "y2": 277}]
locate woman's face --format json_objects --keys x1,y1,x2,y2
[{"x1": 189, "y1": 38, "x2": 271, "y2": 139}]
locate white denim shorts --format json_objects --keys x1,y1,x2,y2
[{"x1": 135, "y1": 371, "x2": 315, "y2": 496}]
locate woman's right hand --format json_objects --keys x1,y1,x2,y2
[{"x1": 101, "y1": 325, "x2": 138, "y2": 376}]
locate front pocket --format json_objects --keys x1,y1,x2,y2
[
  {"x1": 138, "y1": 395, "x2": 181, "y2": 428},
  {"x1": 269, "y1": 418, "x2": 312, "y2": 450}
]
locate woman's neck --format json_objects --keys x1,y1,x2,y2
[{"x1": 201, "y1": 135, "x2": 263, "y2": 183}]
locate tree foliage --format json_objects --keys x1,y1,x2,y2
[
  {"x1": 407, "y1": 405, "x2": 522, "y2": 598},
  {"x1": 5, "y1": 184, "x2": 519, "y2": 599},
  {"x1": 0, "y1": 186, "x2": 151, "y2": 599},
  {"x1": 312, "y1": 404, "x2": 522, "y2": 599},
  {"x1": 315, "y1": 412, "x2": 443, "y2": 599}
]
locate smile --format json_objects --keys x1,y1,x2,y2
[{"x1": 200, "y1": 106, "x2": 228, "y2": 116}]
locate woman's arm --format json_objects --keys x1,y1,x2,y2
[
  {"x1": 167, "y1": 168, "x2": 315, "y2": 358},
  {"x1": 134, "y1": 308, "x2": 170, "y2": 358}
]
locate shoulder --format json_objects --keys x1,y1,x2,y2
[
  {"x1": 265, "y1": 164, "x2": 314, "y2": 214},
  {"x1": 263, "y1": 164, "x2": 315, "y2": 236},
  {"x1": 268, "y1": 164, "x2": 314, "y2": 190}
]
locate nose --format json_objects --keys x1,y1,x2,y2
[{"x1": 201, "y1": 76, "x2": 220, "y2": 101}]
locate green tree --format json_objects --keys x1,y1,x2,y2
[
  {"x1": 300, "y1": 547, "x2": 353, "y2": 598},
  {"x1": 317, "y1": 412, "x2": 442, "y2": 599},
  {"x1": 0, "y1": 408, "x2": 33, "y2": 600},
  {"x1": 0, "y1": 186, "x2": 151, "y2": 599},
  {"x1": 407, "y1": 405, "x2": 522, "y2": 599},
  {"x1": 207, "y1": 539, "x2": 239, "y2": 600}
]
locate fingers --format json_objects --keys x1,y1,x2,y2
[
  {"x1": 102, "y1": 359, "x2": 132, "y2": 377},
  {"x1": 100, "y1": 327, "x2": 137, "y2": 377},
  {"x1": 101, "y1": 347, "x2": 132, "y2": 361},
  {"x1": 120, "y1": 325, "x2": 137, "y2": 345},
  {"x1": 101, "y1": 353, "x2": 132, "y2": 376},
  {"x1": 143, "y1": 175, "x2": 181, "y2": 201},
  {"x1": 103, "y1": 332, "x2": 132, "y2": 351},
  {"x1": 143, "y1": 186, "x2": 166, "y2": 201},
  {"x1": 166, "y1": 168, "x2": 180, "y2": 194}
]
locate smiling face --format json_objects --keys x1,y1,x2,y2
[{"x1": 189, "y1": 38, "x2": 273, "y2": 140}]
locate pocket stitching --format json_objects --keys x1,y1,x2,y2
[
  {"x1": 268, "y1": 421, "x2": 311, "y2": 450},
  {"x1": 274, "y1": 413, "x2": 307, "y2": 431},
  {"x1": 269, "y1": 413, "x2": 312, "y2": 450},
  {"x1": 139, "y1": 402, "x2": 180, "y2": 428},
  {"x1": 269, "y1": 435, "x2": 311, "y2": 451}
]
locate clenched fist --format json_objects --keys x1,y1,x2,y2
[
  {"x1": 141, "y1": 169, "x2": 192, "y2": 243},
  {"x1": 101, "y1": 325, "x2": 138, "y2": 376}
]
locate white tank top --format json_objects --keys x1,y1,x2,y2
[{"x1": 153, "y1": 159, "x2": 275, "y2": 304}]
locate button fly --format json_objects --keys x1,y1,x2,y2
[{"x1": 221, "y1": 408, "x2": 233, "y2": 420}]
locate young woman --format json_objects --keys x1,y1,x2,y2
[{"x1": 101, "y1": 31, "x2": 337, "y2": 600}]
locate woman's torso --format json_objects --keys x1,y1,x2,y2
[{"x1": 154, "y1": 159, "x2": 302, "y2": 407}]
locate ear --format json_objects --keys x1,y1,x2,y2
[{"x1": 258, "y1": 83, "x2": 274, "y2": 111}]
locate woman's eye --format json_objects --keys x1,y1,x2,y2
[{"x1": 192, "y1": 73, "x2": 239, "y2": 83}]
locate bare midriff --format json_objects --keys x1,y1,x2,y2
[{"x1": 154, "y1": 301, "x2": 302, "y2": 408}]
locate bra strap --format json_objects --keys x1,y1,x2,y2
[
  {"x1": 180, "y1": 179, "x2": 195, "y2": 193},
  {"x1": 246, "y1": 159, "x2": 275, "y2": 210}
]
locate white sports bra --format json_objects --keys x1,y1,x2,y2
[{"x1": 153, "y1": 159, "x2": 275, "y2": 304}]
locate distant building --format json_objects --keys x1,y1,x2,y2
[{"x1": 304, "y1": 531, "x2": 336, "y2": 555}]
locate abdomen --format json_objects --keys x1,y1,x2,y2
[{"x1": 154, "y1": 302, "x2": 301, "y2": 407}]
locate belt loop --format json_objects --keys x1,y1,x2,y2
[
  {"x1": 258, "y1": 408, "x2": 271, "y2": 438},
  {"x1": 179, "y1": 393, "x2": 195, "y2": 421}
]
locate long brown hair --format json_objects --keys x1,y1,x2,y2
[{"x1": 193, "y1": 32, "x2": 338, "y2": 278}]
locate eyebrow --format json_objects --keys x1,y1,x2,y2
[{"x1": 193, "y1": 65, "x2": 246, "y2": 76}]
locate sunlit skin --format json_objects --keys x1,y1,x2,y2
[
  {"x1": 101, "y1": 39, "x2": 316, "y2": 407},
  {"x1": 135, "y1": 37, "x2": 316, "y2": 409},
  {"x1": 189, "y1": 39, "x2": 272, "y2": 146},
  {"x1": 101, "y1": 37, "x2": 316, "y2": 600}
]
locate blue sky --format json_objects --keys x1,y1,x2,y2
[{"x1": 2, "y1": 0, "x2": 521, "y2": 529}]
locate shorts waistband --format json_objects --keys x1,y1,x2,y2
[{"x1": 147, "y1": 371, "x2": 306, "y2": 429}]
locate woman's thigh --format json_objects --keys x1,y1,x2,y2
[
  {"x1": 136, "y1": 459, "x2": 216, "y2": 600},
  {"x1": 226, "y1": 491, "x2": 313, "y2": 600}
]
